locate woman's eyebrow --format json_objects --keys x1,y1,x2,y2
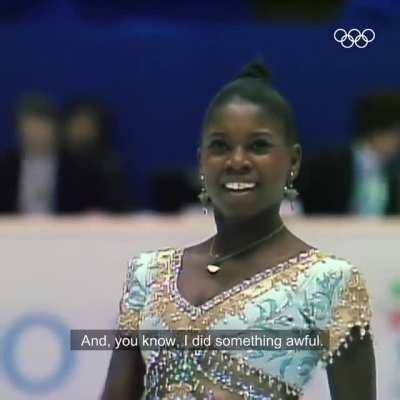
[
  {"x1": 207, "y1": 130, "x2": 274, "y2": 137},
  {"x1": 250, "y1": 130, "x2": 274, "y2": 138},
  {"x1": 207, "y1": 131, "x2": 227, "y2": 137},
  {"x1": 205, "y1": 132, "x2": 230, "y2": 141},
  {"x1": 205, "y1": 131, "x2": 277, "y2": 144}
]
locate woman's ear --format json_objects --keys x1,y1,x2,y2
[{"x1": 291, "y1": 144, "x2": 302, "y2": 179}]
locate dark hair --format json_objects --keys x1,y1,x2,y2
[
  {"x1": 354, "y1": 91, "x2": 400, "y2": 139},
  {"x1": 202, "y1": 59, "x2": 299, "y2": 145},
  {"x1": 16, "y1": 93, "x2": 58, "y2": 122}
]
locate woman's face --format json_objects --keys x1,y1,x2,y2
[{"x1": 200, "y1": 100, "x2": 300, "y2": 220}]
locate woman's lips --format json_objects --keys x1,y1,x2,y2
[{"x1": 221, "y1": 182, "x2": 258, "y2": 195}]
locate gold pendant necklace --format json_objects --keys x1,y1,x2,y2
[
  {"x1": 206, "y1": 264, "x2": 221, "y2": 274},
  {"x1": 206, "y1": 224, "x2": 285, "y2": 274}
]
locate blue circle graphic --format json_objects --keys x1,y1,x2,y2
[{"x1": 2, "y1": 312, "x2": 75, "y2": 393}]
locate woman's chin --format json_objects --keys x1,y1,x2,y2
[
  {"x1": 214, "y1": 205, "x2": 261, "y2": 222},
  {"x1": 213, "y1": 200, "x2": 280, "y2": 222}
]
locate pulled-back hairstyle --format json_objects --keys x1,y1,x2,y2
[{"x1": 202, "y1": 59, "x2": 299, "y2": 145}]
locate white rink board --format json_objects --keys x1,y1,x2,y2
[{"x1": 0, "y1": 213, "x2": 398, "y2": 399}]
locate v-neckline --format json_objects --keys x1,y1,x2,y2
[{"x1": 169, "y1": 247, "x2": 319, "y2": 319}]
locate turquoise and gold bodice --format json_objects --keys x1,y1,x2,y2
[{"x1": 117, "y1": 247, "x2": 372, "y2": 400}]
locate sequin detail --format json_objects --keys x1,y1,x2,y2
[
  {"x1": 173, "y1": 248, "x2": 319, "y2": 318},
  {"x1": 145, "y1": 248, "x2": 321, "y2": 330},
  {"x1": 144, "y1": 349, "x2": 302, "y2": 399},
  {"x1": 118, "y1": 255, "x2": 148, "y2": 330},
  {"x1": 117, "y1": 247, "x2": 373, "y2": 399},
  {"x1": 321, "y1": 266, "x2": 372, "y2": 365}
]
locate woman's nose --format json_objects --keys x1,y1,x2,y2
[{"x1": 226, "y1": 146, "x2": 251, "y2": 170}]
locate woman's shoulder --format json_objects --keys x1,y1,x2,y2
[
  {"x1": 126, "y1": 246, "x2": 173, "y2": 268},
  {"x1": 124, "y1": 246, "x2": 177, "y2": 285},
  {"x1": 118, "y1": 246, "x2": 178, "y2": 329},
  {"x1": 311, "y1": 249, "x2": 364, "y2": 278},
  {"x1": 306, "y1": 250, "x2": 373, "y2": 364},
  {"x1": 299, "y1": 249, "x2": 371, "y2": 305}
]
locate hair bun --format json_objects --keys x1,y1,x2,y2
[{"x1": 237, "y1": 57, "x2": 271, "y2": 83}]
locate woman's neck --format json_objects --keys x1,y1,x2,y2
[{"x1": 212, "y1": 206, "x2": 285, "y2": 255}]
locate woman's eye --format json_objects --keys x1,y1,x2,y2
[
  {"x1": 208, "y1": 140, "x2": 229, "y2": 152},
  {"x1": 250, "y1": 140, "x2": 271, "y2": 152}
]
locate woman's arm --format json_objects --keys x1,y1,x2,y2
[
  {"x1": 101, "y1": 347, "x2": 145, "y2": 400},
  {"x1": 102, "y1": 252, "x2": 150, "y2": 399},
  {"x1": 326, "y1": 326, "x2": 376, "y2": 400}
]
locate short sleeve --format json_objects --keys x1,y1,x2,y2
[
  {"x1": 117, "y1": 252, "x2": 153, "y2": 330},
  {"x1": 323, "y1": 265, "x2": 372, "y2": 364},
  {"x1": 295, "y1": 256, "x2": 373, "y2": 366}
]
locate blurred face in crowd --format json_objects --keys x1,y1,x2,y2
[
  {"x1": 18, "y1": 113, "x2": 58, "y2": 155},
  {"x1": 64, "y1": 112, "x2": 100, "y2": 150},
  {"x1": 368, "y1": 126, "x2": 400, "y2": 163},
  {"x1": 200, "y1": 99, "x2": 300, "y2": 221}
]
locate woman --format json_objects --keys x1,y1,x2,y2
[{"x1": 102, "y1": 61, "x2": 376, "y2": 399}]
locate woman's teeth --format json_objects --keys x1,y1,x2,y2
[{"x1": 224, "y1": 182, "x2": 256, "y2": 191}]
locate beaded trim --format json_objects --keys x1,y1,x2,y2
[
  {"x1": 171, "y1": 247, "x2": 319, "y2": 320},
  {"x1": 144, "y1": 348, "x2": 302, "y2": 399},
  {"x1": 200, "y1": 350, "x2": 303, "y2": 398},
  {"x1": 321, "y1": 266, "x2": 372, "y2": 365},
  {"x1": 118, "y1": 308, "x2": 141, "y2": 330},
  {"x1": 145, "y1": 248, "x2": 323, "y2": 331},
  {"x1": 119, "y1": 247, "x2": 373, "y2": 398},
  {"x1": 118, "y1": 254, "x2": 150, "y2": 330}
]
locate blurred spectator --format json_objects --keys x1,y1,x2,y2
[
  {"x1": 0, "y1": 94, "x2": 133, "y2": 214},
  {"x1": 298, "y1": 91, "x2": 400, "y2": 215},
  {"x1": 0, "y1": 94, "x2": 60, "y2": 214},
  {"x1": 59, "y1": 99, "x2": 134, "y2": 213}
]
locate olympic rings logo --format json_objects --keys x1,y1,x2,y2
[{"x1": 334, "y1": 28, "x2": 375, "y2": 48}]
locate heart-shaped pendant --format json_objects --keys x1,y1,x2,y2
[{"x1": 207, "y1": 264, "x2": 220, "y2": 274}]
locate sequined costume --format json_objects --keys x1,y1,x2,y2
[{"x1": 117, "y1": 247, "x2": 372, "y2": 400}]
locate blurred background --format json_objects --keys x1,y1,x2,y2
[{"x1": 0, "y1": 1, "x2": 399, "y2": 399}]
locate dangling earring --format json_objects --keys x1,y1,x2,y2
[
  {"x1": 198, "y1": 174, "x2": 209, "y2": 215},
  {"x1": 284, "y1": 171, "x2": 299, "y2": 210}
]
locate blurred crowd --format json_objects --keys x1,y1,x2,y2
[
  {"x1": 0, "y1": 90, "x2": 399, "y2": 216},
  {"x1": 0, "y1": 94, "x2": 133, "y2": 215},
  {"x1": 298, "y1": 91, "x2": 400, "y2": 216}
]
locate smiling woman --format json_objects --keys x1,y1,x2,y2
[
  {"x1": 200, "y1": 98, "x2": 298, "y2": 221},
  {"x1": 102, "y1": 60, "x2": 376, "y2": 400}
]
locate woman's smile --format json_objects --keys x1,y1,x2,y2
[{"x1": 221, "y1": 181, "x2": 258, "y2": 197}]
